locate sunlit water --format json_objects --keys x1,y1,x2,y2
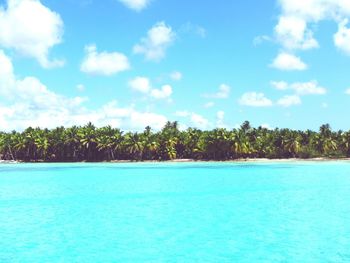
[{"x1": 1, "y1": 162, "x2": 350, "y2": 262}]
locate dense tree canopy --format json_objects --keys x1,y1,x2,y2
[{"x1": 0, "y1": 121, "x2": 349, "y2": 162}]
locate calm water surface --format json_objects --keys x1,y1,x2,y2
[{"x1": 1, "y1": 162, "x2": 350, "y2": 262}]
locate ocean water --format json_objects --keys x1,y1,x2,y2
[{"x1": 1, "y1": 162, "x2": 350, "y2": 262}]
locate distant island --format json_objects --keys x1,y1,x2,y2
[{"x1": 0, "y1": 121, "x2": 349, "y2": 162}]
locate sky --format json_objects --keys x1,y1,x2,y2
[{"x1": 1, "y1": 0, "x2": 350, "y2": 131}]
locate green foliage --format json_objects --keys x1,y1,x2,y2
[{"x1": 0, "y1": 122, "x2": 349, "y2": 162}]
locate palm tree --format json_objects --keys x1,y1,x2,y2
[
  {"x1": 165, "y1": 137, "x2": 177, "y2": 160},
  {"x1": 341, "y1": 131, "x2": 350, "y2": 156},
  {"x1": 141, "y1": 127, "x2": 158, "y2": 160},
  {"x1": 183, "y1": 128, "x2": 202, "y2": 158},
  {"x1": 202, "y1": 128, "x2": 231, "y2": 160},
  {"x1": 23, "y1": 128, "x2": 38, "y2": 160},
  {"x1": 63, "y1": 126, "x2": 80, "y2": 161},
  {"x1": 282, "y1": 134, "x2": 301, "y2": 157},
  {"x1": 156, "y1": 122, "x2": 181, "y2": 160},
  {"x1": 0, "y1": 132, "x2": 15, "y2": 160},
  {"x1": 314, "y1": 124, "x2": 338, "y2": 155},
  {"x1": 1, "y1": 121, "x2": 349, "y2": 162},
  {"x1": 78, "y1": 123, "x2": 97, "y2": 161},
  {"x1": 35, "y1": 135, "x2": 49, "y2": 160},
  {"x1": 231, "y1": 130, "x2": 250, "y2": 158},
  {"x1": 123, "y1": 133, "x2": 144, "y2": 160},
  {"x1": 322, "y1": 137, "x2": 338, "y2": 154},
  {"x1": 11, "y1": 133, "x2": 26, "y2": 160}
]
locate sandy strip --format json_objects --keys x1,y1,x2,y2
[{"x1": 1, "y1": 158, "x2": 350, "y2": 164}]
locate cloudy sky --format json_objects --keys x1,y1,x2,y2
[{"x1": 1, "y1": 0, "x2": 350, "y2": 131}]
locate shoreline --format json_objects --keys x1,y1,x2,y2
[
  {"x1": 112, "y1": 158, "x2": 350, "y2": 163},
  {"x1": 1, "y1": 158, "x2": 350, "y2": 164}
]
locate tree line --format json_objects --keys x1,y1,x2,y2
[{"x1": 0, "y1": 121, "x2": 349, "y2": 162}]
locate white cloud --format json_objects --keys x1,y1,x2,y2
[
  {"x1": 0, "y1": 0, "x2": 64, "y2": 68},
  {"x1": 77, "y1": 84, "x2": 85, "y2": 92},
  {"x1": 278, "y1": 0, "x2": 350, "y2": 22},
  {"x1": 345, "y1": 88, "x2": 350, "y2": 95},
  {"x1": 275, "y1": 0, "x2": 350, "y2": 53},
  {"x1": 204, "y1": 102, "x2": 215, "y2": 108},
  {"x1": 216, "y1": 111, "x2": 224, "y2": 119},
  {"x1": 291, "y1": 81, "x2": 326, "y2": 95},
  {"x1": 0, "y1": 51, "x2": 85, "y2": 109},
  {"x1": 81, "y1": 45, "x2": 130, "y2": 76},
  {"x1": 269, "y1": 0, "x2": 350, "y2": 73},
  {"x1": 0, "y1": 49, "x2": 86, "y2": 129},
  {"x1": 179, "y1": 22, "x2": 207, "y2": 38},
  {"x1": 190, "y1": 113, "x2": 210, "y2": 129},
  {"x1": 0, "y1": 50, "x2": 15, "y2": 95},
  {"x1": 239, "y1": 92, "x2": 273, "y2": 107},
  {"x1": 129, "y1": 111, "x2": 168, "y2": 130},
  {"x1": 271, "y1": 80, "x2": 327, "y2": 95},
  {"x1": 203, "y1": 84, "x2": 231, "y2": 99},
  {"x1": 271, "y1": 52, "x2": 307, "y2": 71},
  {"x1": 195, "y1": 27, "x2": 207, "y2": 38},
  {"x1": 88, "y1": 101, "x2": 168, "y2": 130},
  {"x1": 170, "y1": 71, "x2": 182, "y2": 81},
  {"x1": 128, "y1": 77, "x2": 173, "y2": 101},
  {"x1": 261, "y1": 123, "x2": 273, "y2": 130},
  {"x1": 275, "y1": 16, "x2": 318, "y2": 50},
  {"x1": 277, "y1": 95, "x2": 302, "y2": 107},
  {"x1": 253, "y1": 35, "x2": 272, "y2": 46},
  {"x1": 271, "y1": 81, "x2": 289, "y2": 90},
  {"x1": 150, "y1": 85, "x2": 172, "y2": 100},
  {"x1": 334, "y1": 19, "x2": 350, "y2": 55},
  {"x1": 128, "y1": 77, "x2": 151, "y2": 93},
  {"x1": 216, "y1": 110, "x2": 226, "y2": 128},
  {"x1": 278, "y1": 0, "x2": 326, "y2": 20},
  {"x1": 117, "y1": 0, "x2": 150, "y2": 11},
  {"x1": 174, "y1": 110, "x2": 211, "y2": 129},
  {"x1": 133, "y1": 21, "x2": 176, "y2": 61},
  {"x1": 0, "y1": 49, "x2": 167, "y2": 131}
]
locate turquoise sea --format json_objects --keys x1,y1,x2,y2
[{"x1": 1, "y1": 162, "x2": 350, "y2": 262}]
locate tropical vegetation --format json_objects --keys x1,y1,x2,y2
[{"x1": 0, "y1": 121, "x2": 349, "y2": 162}]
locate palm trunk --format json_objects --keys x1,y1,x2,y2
[{"x1": 8, "y1": 146, "x2": 15, "y2": 161}]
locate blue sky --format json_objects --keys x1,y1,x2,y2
[{"x1": 0, "y1": 0, "x2": 350, "y2": 131}]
